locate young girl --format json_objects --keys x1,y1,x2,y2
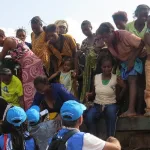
[
  {"x1": 16, "y1": 28, "x2": 32, "y2": 49},
  {"x1": 0, "y1": 106, "x2": 36, "y2": 150},
  {"x1": 85, "y1": 55, "x2": 126, "y2": 137},
  {"x1": 49, "y1": 57, "x2": 77, "y2": 97}
]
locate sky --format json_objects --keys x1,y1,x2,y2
[{"x1": 0, "y1": 0, "x2": 149, "y2": 44}]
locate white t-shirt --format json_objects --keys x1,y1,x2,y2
[{"x1": 83, "y1": 133, "x2": 105, "y2": 150}]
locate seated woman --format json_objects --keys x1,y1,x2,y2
[
  {"x1": 45, "y1": 24, "x2": 77, "y2": 72},
  {"x1": 32, "y1": 76, "x2": 78, "y2": 120},
  {"x1": 96, "y1": 22, "x2": 146, "y2": 117},
  {"x1": 112, "y1": 11, "x2": 128, "y2": 30},
  {"x1": 85, "y1": 56, "x2": 126, "y2": 137},
  {"x1": 0, "y1": 68, "x2": 24, "y2": 108},
  {"x1": 16, "y1": 28, "x2": 32, "y2": 49},
  {"x1": 0, "y1": 106, "x2": 36, "y2": 150}
]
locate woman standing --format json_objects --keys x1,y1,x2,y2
[
  {"x1": 31, "y1": 16, "x2": 50, "y2": 73},
  {"x1": 45, "y1": 24, "x2": 76, "y2": 72},
  {"x1": 96, "y1": 22, "x2": 145, "y2": 117},
  {"x1": 55, "y1": 20, "x2": 68, "y2": 34},
  {"x1": 126, "y1": 4, "x2": 150, "y2": 39},
  {"x1": 126, "y1": 5, "x2": 150, "y2": 114},
  {"x1": 0, "y1": 29, "x2": 44, "y2": 109},
  {"x1": 112, "y1": 11, "x2": 128, "y2": 30}
]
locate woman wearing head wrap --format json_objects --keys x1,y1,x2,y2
[
  {"x1": 0, "y1": 29, "x2": 45, "y2": 110},
  {"x1": 31, "y1": 16, "x2": 51, "y2": 73},
  {"x1": 0, "y1": 106, "x2": 36, "y2": 150},
  {"x1": 55, "y1": 20, "x2": 68, "y2": 34}
]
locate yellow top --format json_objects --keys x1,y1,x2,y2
[
  {"x1": 1, "y1": 75, "x2": 23, "y2": 106},
  {"x1": 31, "y1": 31, "x2": 51, "y2": 71}
]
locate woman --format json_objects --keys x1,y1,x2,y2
[
  {"x1": 126, "y1": 4, "x2": 150, "y2": 39},
  {"x1": 45, "y1": 24, "x2": 76, "y2": 72},
  {"x1": 85, "y1": 56, "x2": 125, "y2": 137},
  {"x1": 55, "y1": 20, "x2": 68, "y2": 34},
  {"x1": 126, "y1": 5, "x2": 150, "y2": 114},
  {"x1": 0, "y1": 106, "x2": 36, "y2": 150},
  {"x1": 31, "y1": 16, "x2": 50, "y2": 73},
  {"x1": 96, "y1": 22, "x2": 146, "y2": 117},
  {"x1": 80, "y1": 20, "x2": 104, "y2": 101},
  {"x1": 16, "y1": 28, "x2": 32, "y2": 49},
  {"x1": 32, "y1": 76, "x2": 77, "y2": 120},
  {"x1": 0, "y1": 29, "x2": 44, "y2": 110},
  {"x1": 112, "y1": 11, "x2": 128, "y2": 30}
]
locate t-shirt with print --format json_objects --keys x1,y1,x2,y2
[{"x1": 1, "y1": 75, "x2": 23, "y2": 106}]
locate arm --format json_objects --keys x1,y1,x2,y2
[
  {"x1": 103, "y1": 137, "x2": 121, "y2": 150},
  {"x1": 48, "y1": 71, "x2": 61, "y2": 81},
  {"x1": 19, "y1": 96, "x2": 24, "y2": 109},
  {"x1": 144, "y1": 32, "x2": 150, "y2": 46},
  {"x1": 0, "y1": 38, "x2": 15, "y2": 60}
]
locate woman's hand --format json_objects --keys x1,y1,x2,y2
[
  {"x1": 85, "y1": 92, "x2": 93, "y2": 101},
  {"x1": 117, "y1": 76, "x2": 126, "y2": 88},
  {"x1": 71, "y1": 71, "x2": 76, "y2": 78}
]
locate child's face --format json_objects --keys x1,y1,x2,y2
[
  {"x1": 16, "y1": 31, "x2": 26, "y2": 42},
  {"x1": 101, "y1": 60, "x2": 112, "y2": 75},
  {"x1": 63, "y1": 61, "x2": 72, "y2": 72}
]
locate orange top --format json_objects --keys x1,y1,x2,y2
[
  {"x1": 49, "y1": 34, "x2": 76, "y2": 66},
  {"x1": 31, "y1": 32, "x2": 50, "y2": 71}
]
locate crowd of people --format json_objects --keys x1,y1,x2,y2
[{"x1": 0, "y1": 3, "x2": 149, "y2": 150}]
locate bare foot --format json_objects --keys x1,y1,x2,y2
[
  {"x1": 119, "y1": 110, "x2": 137, "y2": 118},
  {"x1": 144, "y1": 112, "x2": 150, "y2": 117}
]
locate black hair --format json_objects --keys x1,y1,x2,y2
[
  {"x1": 81, "y1": 20, "x2": 92, "y2": 28},
  {"x1": 62, "y1": 118, "x2": 78, "y2": 128},
  {"x1": 34, "y1": 76, "x2": 49, "y2": 86},
  {"x1": 100, "y1": 55, "x2": 115, "y2": 67},
  {"x1": 31, "y1": 16, "x2": 43, "y2": 25},
  {"x1": 0, "y1": 68, "x2": 12, "y2": 75},
  {"x1": 97, "y1": 22, "x2": 115, "y2": 35},
  {"x1": 62, "y1": 57, "x2": 74, "y2": 69},
  {"x1": 112, "y1": 11, "x2": 128, "y2": 22},
  {"x1": 45, "y1": 24, "x2": 57, "y2": 33},
  {"x1": 1, "y1": 120, "x2": 29, "y2": 150},
  {"x1": 134, "y1": 4, "x2": 150, "y2": 17},
  {"x1": 0, "y1": 29, "x2": 5, "y2": 37},
  {"x1": 16, "y1": 28, "x2": 26, "y2": 36}
]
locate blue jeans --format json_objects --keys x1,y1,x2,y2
[{"x1": 85, "y1": 103, "x2": 119, "y2": 137}]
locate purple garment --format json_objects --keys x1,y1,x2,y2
[{"x1": 32, "y1": 83, "x2": 78, "y2": 113}]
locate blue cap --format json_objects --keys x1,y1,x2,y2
[
  {"x1": 60, "y1": 100, "x2": 86, "y2": 121},
  {"x1": 6, "y1": 106, "x2": 27, "y2": 127},
  {"x1": 26, "y1": 105, "x2": 40, "y2": 124}
]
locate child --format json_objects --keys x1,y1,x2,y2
[
  {"x1": 49, "y1": 57, "x2": 77, "y2": 97},
  {"x1": 16, "y1": 28, "x2": 32, "y2": 49},
  {"x1": 0, "y1": 106, "x2": 36, "y2": 150},
  {"x1": 144, "y1": 16, "x2": 150, "y2": 116},
  {"x1": 26, "y1": 105, "x2": 61, "y2": 150},
  {"x1": 85, "y1": 56, "x2": 126, "y2": 137}
]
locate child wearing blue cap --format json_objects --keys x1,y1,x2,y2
[
  {"x1": 47, "y1": 100, "x2": 121, "y2": 150},
  {"x1": 26, "y1": 105, "x2": 61, "y2": 150},
  {"x1": 0, "y1": 106, "x2": 36, "y2": 150}
]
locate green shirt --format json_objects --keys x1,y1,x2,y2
[
  {"x1": 125, "y1": 21, "x2": 147, "y2": 39},
  {"x1": 102, "y1": 79, "x2": 110, "y2": 85}
]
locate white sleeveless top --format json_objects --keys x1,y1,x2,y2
[{"x1": 94, "y1": 73, "x2": 117, "y2": 105}]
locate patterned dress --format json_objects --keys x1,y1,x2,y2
[{"x1": 8, "y1": 37, "x2": 45, "y2": 110}]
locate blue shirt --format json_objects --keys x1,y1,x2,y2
[
  {"x1": 32, "y1": 83, "x2": 78, "y2": 113},
  {"x1": 0, "y1": 133, "x2": 35, "y2": 150}
]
